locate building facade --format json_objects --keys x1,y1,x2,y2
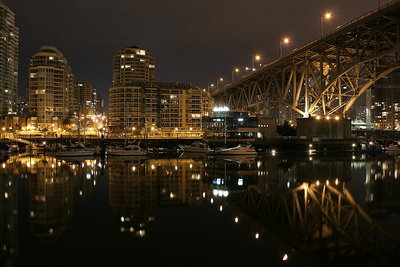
[
  {"x1": 109, "y1": 46, "x2": 202, "y2": 138},
  {"x1": 0, "y1": 2, "x2": 18, "y2": 116},
  {"x1": 371, "y1": 69, "x2": 400, "y2": 130},
  {"x1": 109, "y1": 82, "x2": 202, "y2": 138},
  {"x1": 74, "y1": 81, "x2": 97, "y2": 116},
  {"x1": 112, "y1": 46, "x2": 155, "y2": 86},
  {"x1": 27, "y1": 46, "x2": 74, "y2": 129}
]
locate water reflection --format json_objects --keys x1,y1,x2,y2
[
  {"x1": 108, "y1": 158, "x2": 204, "y2": 238},
  {"x1": 0, "y1": 153, "x2": 399, "y2": 266}
]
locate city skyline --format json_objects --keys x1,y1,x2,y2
[{"x1": 3, "y1": 0, "x2": 379, "y2": 109}]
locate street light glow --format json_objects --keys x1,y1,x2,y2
[
  {"x1": 324, "y1": 12, "x2": 332, "y2": 20},
  {"x1": 213, "y1": 106, "x2": 230, "y2": 112},
  {"x1": 255, "y1": 55, "x2": 261, "y2": 61},
  {"x1": 283, "y1": 37, "x2": 290, "y2": 44}
]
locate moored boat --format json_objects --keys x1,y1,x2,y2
[
  {"x1": 211, "y1": 144, "x2": 257, "y2": 156},
  {"x1": 55, "y1": 149, "x2": 96, "y2": 157},
  {"x1": 180, "y1": 142, "x2": 211, "y2": 154}
]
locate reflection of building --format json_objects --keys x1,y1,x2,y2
[
  {"x1": 109, "y1": 82, "x2": 202, "y2": 138},
  {"x1": 366, "y1": 157, "x2": 400, "y2": 210},
  {"x1": 0, "y1": 162, "x2": 19, "y2": 266},
  {"x1": 0, "y1": 2, "x2": 19, "y2": 116},
  {"x1": 371, "y1": 70, "x2": 400, "y2": 130},
  {"x1": 27, "y1": 157, "x2": 75, "y2": 242},
  {"x1": 27, "y1": 46, "x2": 74, "y2": 129},
  {"x1": 108, "y1": 159, "x2": 203, "y2": 237}
]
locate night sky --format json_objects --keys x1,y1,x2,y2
[{"x1": 4, "y1": 0, "x2": 380, "y2": 108}]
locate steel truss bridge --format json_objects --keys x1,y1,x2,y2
[
  {"x1": 212, "y1": 1, "x2": 400, "y2": 118},
  {"x1": 232, "y1": 181, "x2": 400, "y2": 266}
]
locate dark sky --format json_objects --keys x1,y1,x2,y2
[{"x1": 4, "y1": 0, "x2": 380, "y2": 108}]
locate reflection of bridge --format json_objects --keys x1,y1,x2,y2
[
  {"x1": 235, "y1": 181, "x2": 400, "y2": 265},
  {"x1": 213, "y1": 1, "x2": 400, "y2": 117}
]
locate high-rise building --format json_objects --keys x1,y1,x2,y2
[
  {"x1": 27, "y1": 46, "x2": 74, "y2": 129},
  {"x1": 371, "y1": 69, "x2": 400, "y2": 130},
  {"x1": 74, "y1": 81, "x2": 97, "y2": 116},
  {"x1": 95, "y1": 93, "x2": 104, "y2": 115},
  {"x1": 109, "y1": 46, "x2": 202, "y2": 138},
  {"x1": 112, "y1": 46, "x2": 155, "y2": 86},
  {"x1": 0, "y1": 2, "x2": 18, "y2": 116}
]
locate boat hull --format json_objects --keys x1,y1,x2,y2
[
  {"x1": 55, "y1": 150, "x2": 95, "y2": 157},
  {"x1": 107, "y1": 151, "x2": 147, "y2": 156}
]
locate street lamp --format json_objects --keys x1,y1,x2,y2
[
  {"x1": 321, "y1": 12, "x2": 332, "y2": 36},
  {"x1": 279, "y1": 37, "x2": 290, "y2": 58},
  {"x1": 252, "y1": 55, "x2": 261, "y2": 70},
  {"x1": 207, "y1": 83, "x2": 215, "y2": 92},
  {"x1": 216, "y1": 77, "x2": 224, "y2": 89},
  {"x1": 231, "y1": 68, "x2": 240, "y2": 82}
]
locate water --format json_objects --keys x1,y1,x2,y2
[{"x1": 0, "y1": 152, "x2": 399, "y2": 266}]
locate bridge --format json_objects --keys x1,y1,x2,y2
[
  {"x1": 212, "y1": 1, "x2": 400, "y2": 118},
  {"x1": 232, "y1": 180, "x2": 400, "y2": 266}
]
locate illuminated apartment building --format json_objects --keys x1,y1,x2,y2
[
  {"x1": 0, "y1": 2, "x2": 18, "y2": 116},
  {"x1": 109, "y1": 46, "x2": 202, "y2": 138},
  {"x1": 112, "y1": 46, "x2": 155, "y2": 85},
  {"x1": 109, "y1": 82, "x2": 202, "y2": 138},
  {"x1": 371, "y1": 69, "x2": 400, "y2": 130},
  {"x1": 27, "y1": 46, "x2": 74, "y2": 129}
]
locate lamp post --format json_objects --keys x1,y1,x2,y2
[
  {"x1": 321, "y1": 12, "x2": 332, "y2": 36},
  {"x1": 231, "y1": 68, "x2": 240, "y2": 82},
  {"x1": 216, "y1": 77, "x2": 224, "y2": 89},
  {"x1": 279, "y1": 37, "x2": 290, "y2": 58},
  {"x1": 207, "y1": 83, "x2": 215, "y2": 92},
  {"x1": 252, "y1": 55, "x2": 261, "y2": 71}
]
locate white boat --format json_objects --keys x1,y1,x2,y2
[
  {"x1": 107, "y1": 144, "x2": 147, "y2": 156},
  {"x1": 55, "y1": 149, "x2": 96, "y2": 157},
  {"x1": 180, "y1": 142, "x2": 211, "y2": 154},
  {"x1": 214, "y1": 145, "x2": 257, "y2": 156}
]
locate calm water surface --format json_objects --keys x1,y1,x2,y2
[{"x1": 0, "y1": 152, "x2": 399, "y2": 266}]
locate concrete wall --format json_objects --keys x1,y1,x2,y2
[{"x1": 297, "y1": 117, "x2": 351, "y2": 139}]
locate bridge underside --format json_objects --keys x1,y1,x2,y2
[{"x1": 213, "y1": 2, "x2": 400, "y2": 118}]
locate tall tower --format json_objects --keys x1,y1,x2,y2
[
  {"x1": 27, "y1": 46, "x2": 74, "y2": 129},
  {"x1": 112, "y1": 46, "x2": 155, "y2": 86},
  {"x1": 74, "y1": 81, "x2": 97, "y2": 116},
  {"x1": 0, "y1": 2, "x2": 18, "y2": 116}
]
